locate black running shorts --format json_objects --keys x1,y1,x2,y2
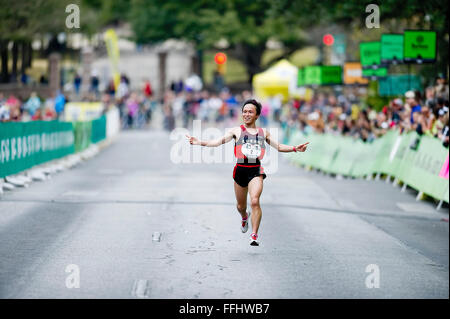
[{"x1": 233, "y1": 164, "x2": 267, "y2": 187}]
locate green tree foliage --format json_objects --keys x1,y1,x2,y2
[{"x1": 129, "y1": 0, "x2": 307, "y2": 82}]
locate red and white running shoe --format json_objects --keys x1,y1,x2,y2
[
  {"x1": 241, "y1": 211, "x2": 250, "y2": 233},
  {"x1": 250, "y1": 233, "x2": 259, "y2": 246}
]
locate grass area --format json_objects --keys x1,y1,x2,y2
[
  {"x1": 203, "y1": 47, "x2": 320, "y2": 85},
  {"x1": 289, "y1": 46, "x2": 320, "y2": 67},
  {"x1": 27, "y1": 59, "x2": 48, "y2": 80},
  {"x1": 261, "y1": 46, "x2": 319, "y2": 68}
]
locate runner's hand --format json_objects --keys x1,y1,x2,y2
[
  {"x1": 186, "y1": 134, "x2": 200, "y2": 145},
  {"x1": 295, "y1": 142, "x2": 309, "y2": 152}
]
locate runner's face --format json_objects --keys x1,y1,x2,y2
[{"x1": 242, "y1": 104, "x2": 258, "y2": 124}]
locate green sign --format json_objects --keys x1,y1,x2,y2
[
  {"x1": 404, "y1": 30, "x2": 437, "y2": 63},
  {"x1": 304, "y1": 66, "x2": 321, "y2": 85},
  {"x1": 362, "y1": 67, "x2": 388, "y2": 78},
  {"x1": 302, "y1": 66, "x2": 342, "y2": 85},
  {"x1": 360, "y1": 42, "x2": 381, "y2": 68},
  {"x1": 297, "y1": 68, "x2": 305, "y2": 87},
  {"x1": 381, "y1": 34, "x2": 404, "y2": 63},
  {"x1": 321, "y1": 65, "x2": 342, "y2": 85},
  {"x1": 378, "y1": 75, "x2": 422, "y2": 96}
]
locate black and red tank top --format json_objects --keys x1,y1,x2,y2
[{"x1": 234, "y1": 125, "x2": 266, "y2": 165}]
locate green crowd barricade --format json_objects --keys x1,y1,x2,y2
[
  {"x1": 286, "y1": 130, "x2": 308, "y2": 166},
  {"x1": 0, "y1": 121, "x2": 75, "y2": 178},
  {"x1": 371, "y1": 130, "x2": 399, "y2": 175},
  {"x1": 349, "y1": 140, "x2": 372, "y2": 177},
  {"x1": 285, "y1": 127, "x2": 449, "y2": 203},
  {"x1": 328, "y1": 136, "x2": 356, "y2": 176},
  {"x1": 1, "y1": 113, "x2": 111, "y2": 179},
  {"x1": 316, "y1": 134, "x2": 340, "y2": 172},
  {"x1": 73, "y1": 121, "x2": 92, "y2": 153},
  {"x1": 381, "y1": 132, "x2": 404, "y2": 177},
  {"x1": 396, "y1": 133, "x2": 449, "y2": 202},
  {"x1": 91, "y1": 115, "x2": 107, "y2": 144},
  {"x1": 385, "y1": 132, "x2": 418, "y2": 181}
]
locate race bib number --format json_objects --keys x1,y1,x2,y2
[{"x1": 242, "y1": 142, "x2": 261, "y2": 159}]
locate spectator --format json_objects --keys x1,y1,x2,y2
[
  {"x1": 405, "y1": 90, "x2": 422, "y2": 124},
  {"x1": 435, "y1": 74, "x2": 449, "y2": 100},
  {"x1": 24, "y1": 92, "x2": 41, "y2": 116},
  {"x1": 390, "y1": 98, "x2": 403, "y2": 127},
  {"x1": 125, "y1": 92, "x2": 139, "y2": 129},
  {"x1": 54, "y1": 92, "x2": 66, "y2": 118},
  {"x1": 143, "y1": 79, "x2": 153, "y2": 98},
  {"x1": 0, "y1": 94, "x2": 10, "y2": 122},
  {"x1": 90, "y1": 70, "x2": 100, "y2": 98},
  {"x1": 106, "y1": 79, "x2": 116, "y2": 97},
  {"x1": 117, "y1": 77, "x2": 130, "y2": 100},
  {"x1": 6, "y1": 96, "x2": 21, "y2": 121},
  {"x1": 74, "y1": 73, "x2": 82, "y2": 96}
]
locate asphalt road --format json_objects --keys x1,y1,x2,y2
[{"x1": 0, "y1": 128, "x2": 448, "y2": 299}]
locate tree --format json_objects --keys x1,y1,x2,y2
[
  {"x1": 0, "y1": 0, "x2": 101, "y2": 83},
  {"x1": 129, "y1": 0, "x2": 308, "y2": 83}
]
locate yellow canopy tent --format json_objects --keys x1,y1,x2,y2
[
  {"x1": 253, "y1": 59, "x2": 313, "y2": 102},
  {"x1": 253, "y1": 59, "x2": 298, "y2": 102}
]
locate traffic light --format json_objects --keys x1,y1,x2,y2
[
  {"x1": 214, "y1": 52, "x2": 227, "y2": 65},
  {"x1": 214, "y1": 52, "x2": 227, "y2": 74},
  {"x1": 323, "y1": 34, "x2": 334, "y2": 46}
]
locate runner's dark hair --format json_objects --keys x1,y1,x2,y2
[{"x1": 241, "y1": 99, "x2": 262, "y2": 115}]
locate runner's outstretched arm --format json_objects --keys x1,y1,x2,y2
[
  {"x1": 265, "y1": 129, "x2": 309, "y2": 152},
  {"x1": 186, "y1": 128, "x2": 235, "y2": 147}
]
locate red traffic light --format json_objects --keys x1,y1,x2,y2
[
  {"x1": 323, "y1": 34, "x2": 334, "y2": 46},
  {"x1": 214, "y1": 52, "x2": 227, "y2": 65}
]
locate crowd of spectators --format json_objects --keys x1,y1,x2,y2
[
  {"x1": 161, "y1": 87, "x2": 257, "y2": 131},
  {"x1": 0, "y1": 91, "x2": 67, "y2": 122},
  {"x1": 281, "y1": 75, "x2": 449, "y2": 148},
  {"x1": 1, "y1": 72, "x2": 449, "y2": 149}
]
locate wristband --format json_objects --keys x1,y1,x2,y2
[{"x1": 292, "y1": 146, "x2": 297, "y2": 152}]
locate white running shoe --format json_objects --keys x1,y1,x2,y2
[
  {"x1": 241, "y1": 211, "x2": 250, "y2": 233},
  {"x1": 250, "y1": 233, "x2": 259, "y2": 246}
]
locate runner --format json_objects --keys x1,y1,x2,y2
[{"x1": 186, "y1": 99, "x2": 309, "y2": 246}]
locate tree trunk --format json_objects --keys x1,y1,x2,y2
[
  {"x1": 27, "y1": 41, "x2": 33, "y2": 68},
  {"x1": 12, "y1": 41, "x2": 18, "y2": 81},
  {"x1": 21, "y1": 41, "x2": 27, "y2": 75},
  {"x1": 41, "y1": 36, "x2": 45, "y2": 57},
  {"x1": 0, "y1": 39, "x2": 9, "y2": 83},
  {"x1": 243, "y1": 44, "x2": 265, "y2": 84}
]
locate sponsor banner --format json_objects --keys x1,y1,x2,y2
[{"x1": 0, "y1": 121, "x2": 75, "y2": 178}]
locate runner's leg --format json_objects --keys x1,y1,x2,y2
[
  {"x1": 248, "y1": 176, "x2": 263, "y2": 235},
  {"x1": 234, "y1": 181, "x2": 248, "y2": 219}
]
